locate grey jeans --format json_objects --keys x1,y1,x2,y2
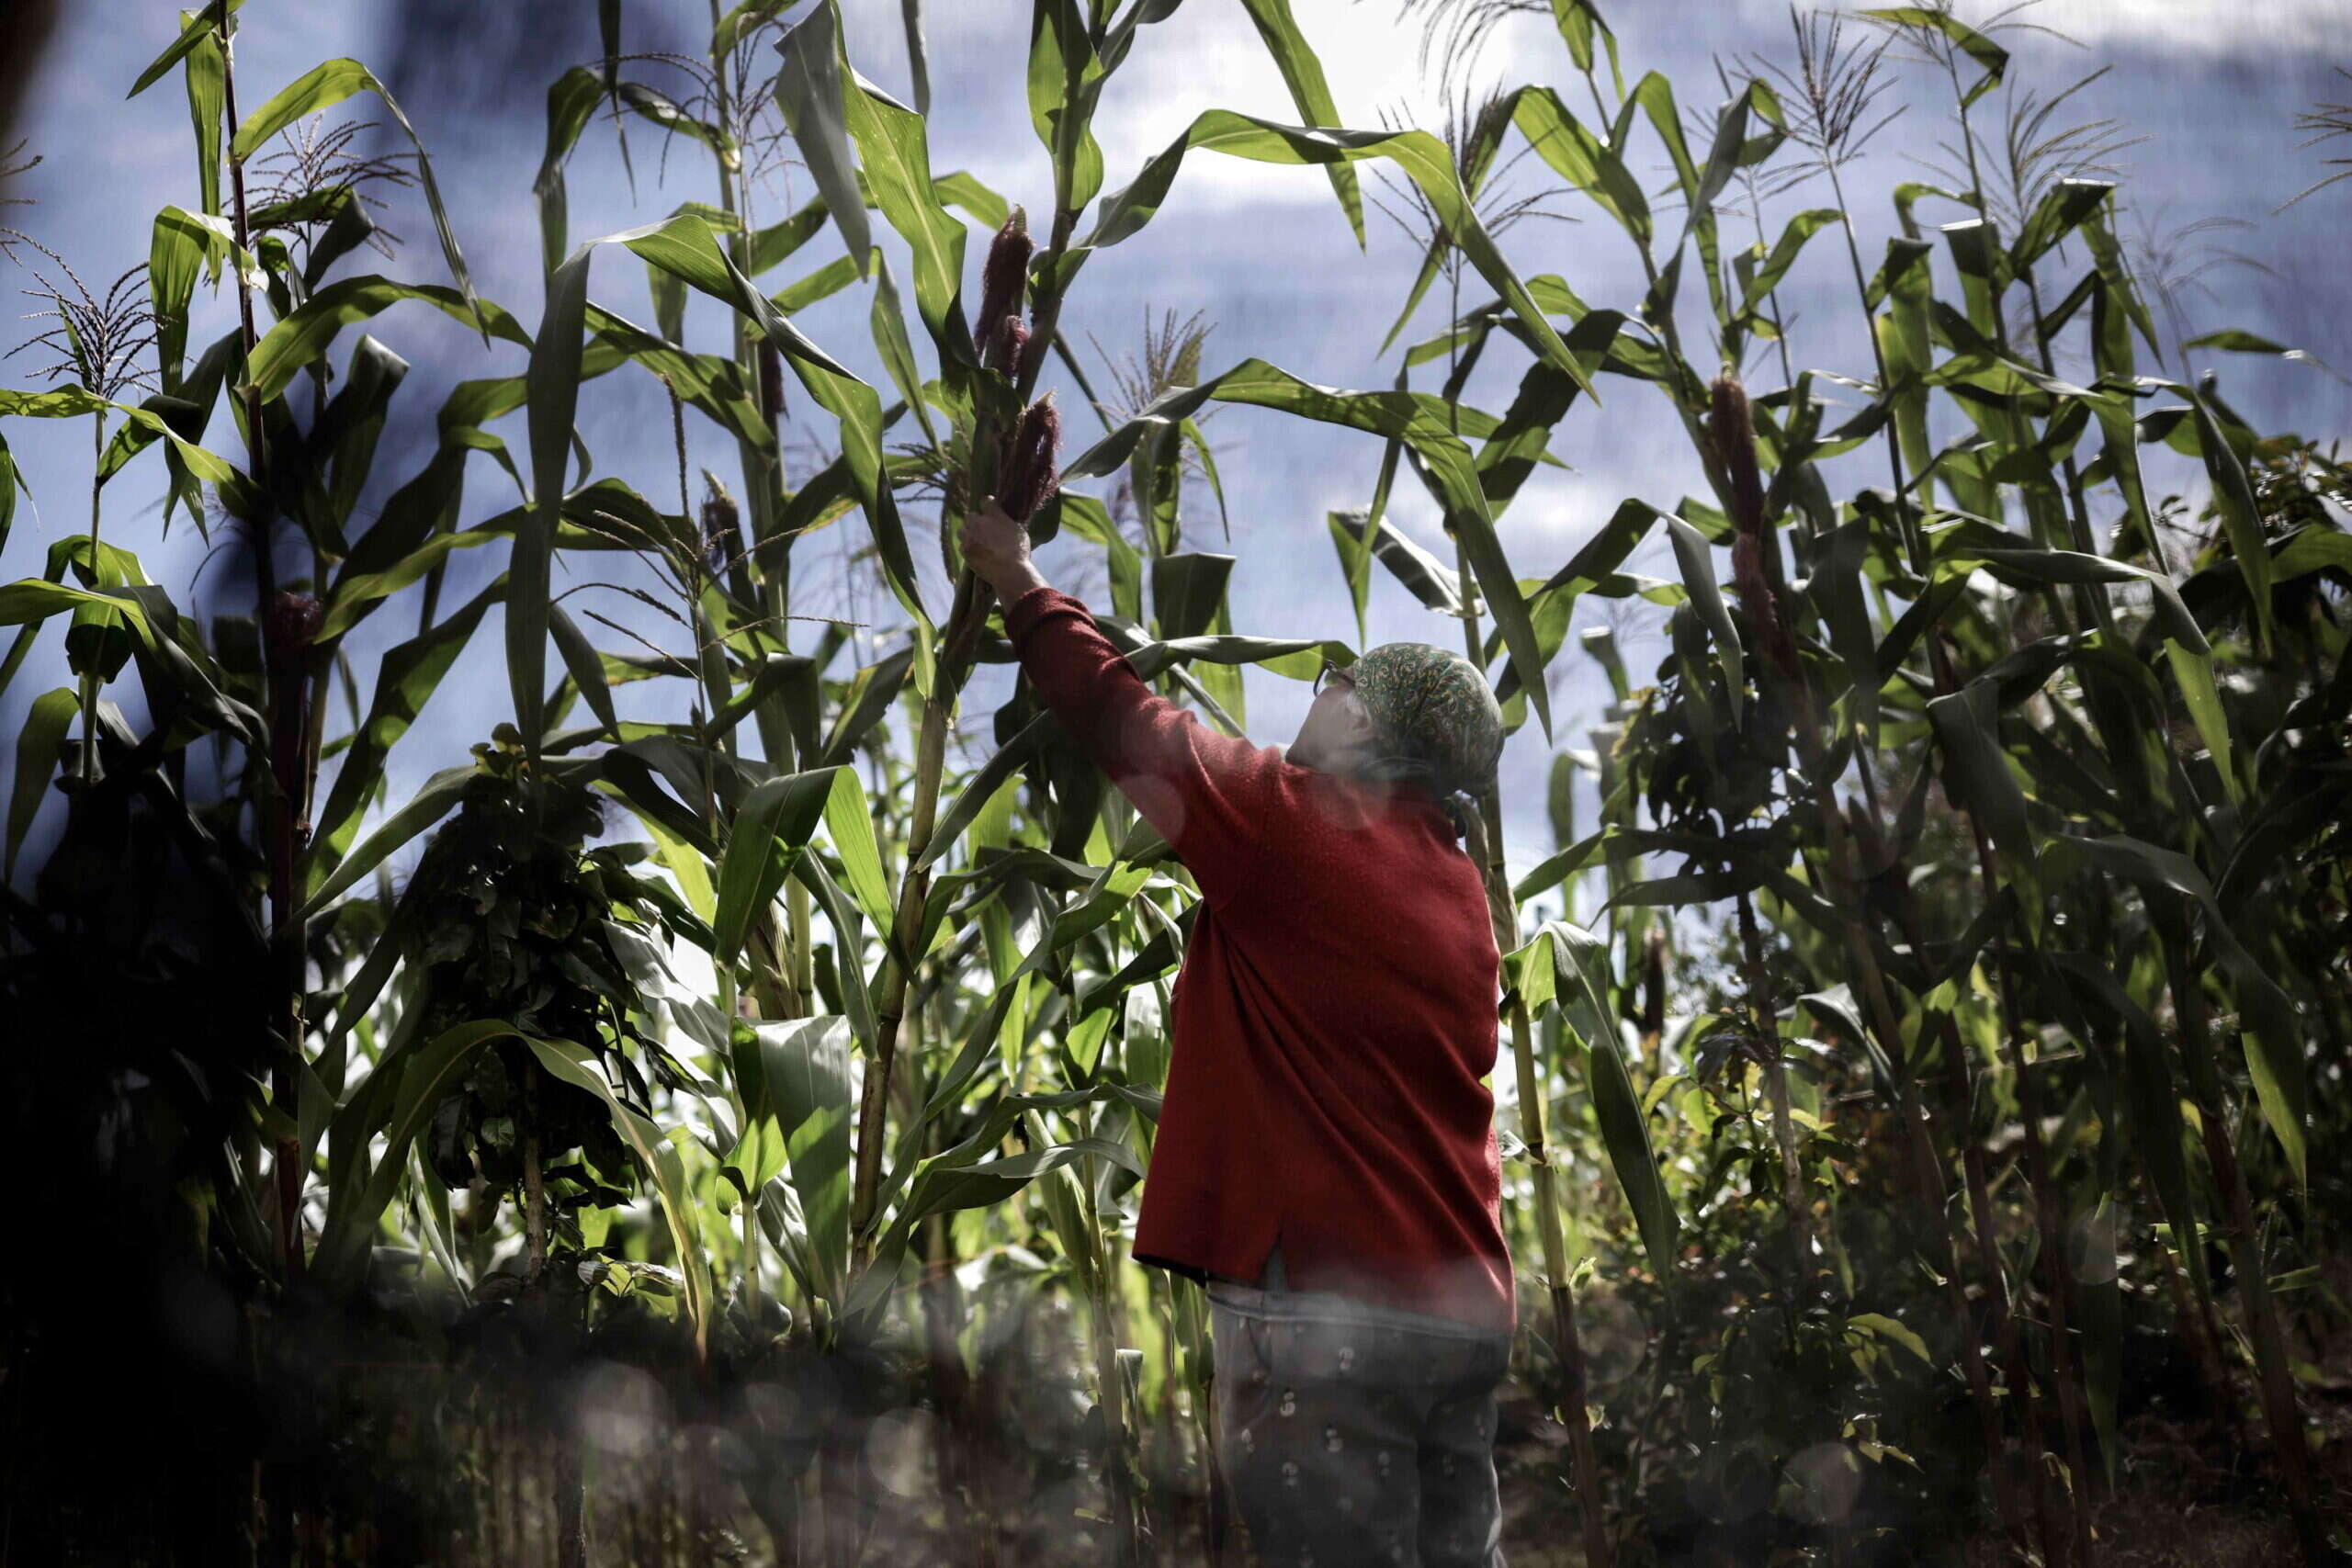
[{"x1": 1210, "y1": 1295, "x2": 1511, "y2": 1568}]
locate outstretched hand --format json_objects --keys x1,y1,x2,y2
[{"x1": 957, "y1": 498, "x2": 1047, "y2": 604}]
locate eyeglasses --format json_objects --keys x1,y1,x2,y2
[{"x1": 1313, "y1": 662, "x2": 1354, "y2": 697}]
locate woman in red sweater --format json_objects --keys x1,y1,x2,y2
[{"x1": 959, "y1": 498, "x2": 1517, "y2": 1568}]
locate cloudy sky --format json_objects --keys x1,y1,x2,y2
[{"x1": 6, "y1": 0, "x2": 2347, "y2": 887}]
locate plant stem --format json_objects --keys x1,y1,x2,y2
[
  {"x1": 849, "y1": 692, "x2": 950, "y2": 1255},
  {"x1": 1812, "y1": 124, "x2": 2104, "y2": 1552},
  {"x1": 1084, "y1": 1156, "x2": 1139, "y2": 1568},
  {"x1": 216, "y1": 0, "x2": 309, "y2": 1291},
  {"x1": 2161, "y1": 922, "x2": 2328, "y2": 1563},
  {"x1": 851, "y1": 38, "x2": 1091, "y2": 1266},
  {"x1": 1454, "y1": 538, "x2": 1614, "y2": 1568},
  {"x1": 1735, "y1": 890, "x2": 1813, "y2": 1302},
  {"x1": 77, "y1": 415, "x2": 102, "y2": 791}
]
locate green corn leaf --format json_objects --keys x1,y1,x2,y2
[
  {"x1": 616, "y1": 82, "x2": 734, "y2": 162},
  {"x1": 1326, "y1": 509, "x2": 1375, "y2": 643},
  {"x1": 6, "y1": 687, "x2": 75, "y2": 882},
  {"x1": 0, "y1": 388, "x2": 237, "y2": 486},
  {"x1": 2053, "y1": 950, "x2": 2209, "y2": 1306},
  {"x1": 1512, "y1": 828, "x2": 1608, "y2": 905},
  {"x1": 714, "y1": 766, "x2": 845, "y2": 966},
  {"x1": 1509, "y1": 87, "x2": 1650, "y2": 246},
  {"x1": 1663, "y1": 515, "x2": 1744, "y2": 729},
  {"x1": 820, "y1": 767, "x2": 895, "y2": 932},
  {"x1": 1547, "y1": 0, "x2": 1616, "y2": 78},
  {"x1": 127, "y1": 0, "x2": 242, "y2": 98},
  {"x1": 838, "y1": 57, "x2": 976, "y2": 373},
  {"x1": 514, "y1": 247, "x2": 590, "y2": 753},
  {"x1": 1375, "y1": 84, "x2": 1551, "y2": 354},
  {"x1": 1627, "y1": 73, "x2": 1700, "y2": 201},
  {"x1": 1495, "y1": 497, "x2": 1667, "y2": 707},
  {"x1": 1861, "y1": 7, "x2": 2007, "y2": 104},
  {"x1": 298, "y1": 762, "x2": 476, "y2": 919},
  {"x1": 1236, "y1": 0, "x2": 1363, "y2": 245},
  {"x1": 2163, "y1": 640, "x2": 2240, "y2": 806},
  {"x1": 2185, "y1": 387, "x2": 2276, "y2": 657},
  {"x1": 738, "y1": 1015, "x2": 854, "y2": 1307},
  {"x1": 2180, "y1": 330, "x2": 2338, "y2": 378},
  {"x1": 1078, "y1": 111, "x2": 1597, "y2": 407},
  {"x1": 181, "y1": 21, "x2": 225, "y2": 224},
  {"x1": 1810, "y1": 518, "x2": 1881, "y2": 746},
  {"x1": 610, "y1": 212, "x2": 933, "y2": 687},
  {"x1": 243, "y1": 276, "x2": 530, "y2": 404},
  {"x1": 0, "y1": 433, "x2": 16, "y2": 556},
  {"x1": 1027, "y1": 0, "x2": 1110, "y2": 217},
  {"x1": 774, "y1": 2, "x2": 874, "y2": 280},
  {"x1": 1734, "y1": 209, "x2": 1841, "y2": 327},
  {"x1": 866, "y1": 248, "x2": 942, "y2": 449},
  {"x1": 2009, "y1": 177, "x2": 2110, "y2": 274},
  {"x1": 535, "y1": 66, "x2": 605, "y2": 277},
  {"x1": 1063, "y1": 355, "x2": 1554, "y2": 737},
  {"x1": 1926, "y1": 680, "x2": 2031, "y2": 874},
  {"x1": 933, "y1": 168, "x2": 1011, "y2": 231},
  {"x1": 902, "y1": 0, "x2": 932, "y2": 114},
  {"x1": 309, "y1": 576, "x2": 501, "y2": 880},
  {"x1": 815, "y1": 645, "x2": 917, "y2": 770},
  {"x1": 2041, "y1": 834, "x2": 2306, "y2": 1186},
  {"x1": 792, "y1": 851, "x2": 879, "y2": 1051},
  {"x1": 1150, "y1": 552, "x2": 1234, "y2": 641},
  {"x1": 231, "y1": 58, "x2": 482, "y2": 333},
  {"x1": 311, "y1": 1020, "x2": 523, "y2": 1291},
  {"x1": 525, "y1": 1034, "x2": 712, "y2": 1360},
  {"x1": 1546, "y1": 919, "x2": 1679, "y2": 1278},
  {"x1": 1846, "y1": 1313, "x2": 1931, "y2": 1365},
  {"x1": 916, "y1": 713, "x2": 1057, "y2": 874},
  {"x1": 747, "y1": 194, "x2": 834, "y2": 276},
  {"x1": 547, "y1": 603, "x2": 619, "y2": 741}
]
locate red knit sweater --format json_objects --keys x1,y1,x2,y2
[{"x1": 1003, "y1": 585, "x2": 1516, "y2": 1335}]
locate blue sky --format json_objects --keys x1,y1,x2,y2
[{"x1": 6, "y1": 0, "x2": 2347, "y2": 890}]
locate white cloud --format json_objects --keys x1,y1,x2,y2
[
  {"x1": 1916, "y1": 0, "x2": 2345, "y2": 53},
  {"x1": 1706, "y1": 0, "x2": 2348, "y2": 56},
  {"x1": 845, "y1": 0, "x2": 1564, "y2": 215}
]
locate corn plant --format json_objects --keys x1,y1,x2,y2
[{"x1": 1, "y1": 0, "x2": 2345, "y2": 1564}]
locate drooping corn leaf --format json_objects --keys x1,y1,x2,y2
[{"x1": 230, "y1": 58, "x2": 483, "y2": 332}]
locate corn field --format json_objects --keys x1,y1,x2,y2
[{"x1": 1, "y1": 1, "x2": 2346, "y2": 1565}]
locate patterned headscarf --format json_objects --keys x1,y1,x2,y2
[{"x1": 1342, "y1": 641, "x2": 1505, "y2": 810}]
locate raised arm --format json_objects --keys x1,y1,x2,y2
[{"x1": 958, "y1": 500, "x2": 1282, "y2": 906}]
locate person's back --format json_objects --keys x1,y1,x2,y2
[
  {"x1": 962, "y1": 498, "x2": 1516, "y2": 1567},
  {"x1": 1154, "y1": 757, "x2": 1511, "y2": 1327}
]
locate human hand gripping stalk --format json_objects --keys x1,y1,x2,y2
[{"x1": 957, "y1": 494, "x2": 1047, "y2": 608}]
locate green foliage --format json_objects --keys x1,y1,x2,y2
[{"x1": 3, "y1": 0, "x2": 2346, "y2": 1562}]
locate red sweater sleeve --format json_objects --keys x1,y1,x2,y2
[{"x1": 1002, "y1": 584, "x2": 1284, "y2": 908}]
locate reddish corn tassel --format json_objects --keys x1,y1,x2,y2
[
  {"x1": 266, "y1": 592, "x2": 322, "y2": 677},
  {"x1": 264, "y1": 592, "x2": 322, "y2": 842},
  {"x1": 1014, "y1": 317, "x2": 1046, "y2": 385},
  {"x1": 975, "y1": 205, "x2": 1033, "y2": 368},
  {"x1": 1709, "y1": 375, "x2": 1800, "y2": 683},
  {"x1": 1711, "y1": 376, "x2": 1768, "y2": 536},
  {"x1": 997, "y1": 390, "x2": 1062, "y2": 523},
  {"x1": 992, "y1": 314, "x2": 1030, "y2": 379}
]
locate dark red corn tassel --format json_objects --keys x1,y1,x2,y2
[
  {"x1": 1711, "y1": 376, "x2": 1767, "y2": 536},
  {"x1": 1710, "y1": 375, "x2": 1800, "y2": 683},
  {"x1": 974, "y1": 205, "x2": 1033, "y2": 369},
  {"x1": 266, "y1": 591, "x2": 322, "y2": 677},
  {"x1": 264, "y1": 592, "x2": 322, "y2": 872},
  {"x1": 998, "y1": 390, "x2": 1062, "y2": 523},
  {"x1": 992, "y1": 314, "x2": 1029, "y2": 379},
  {"x1": 1014, "y1": 317, "x2": 1047, "y2": 385}
]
